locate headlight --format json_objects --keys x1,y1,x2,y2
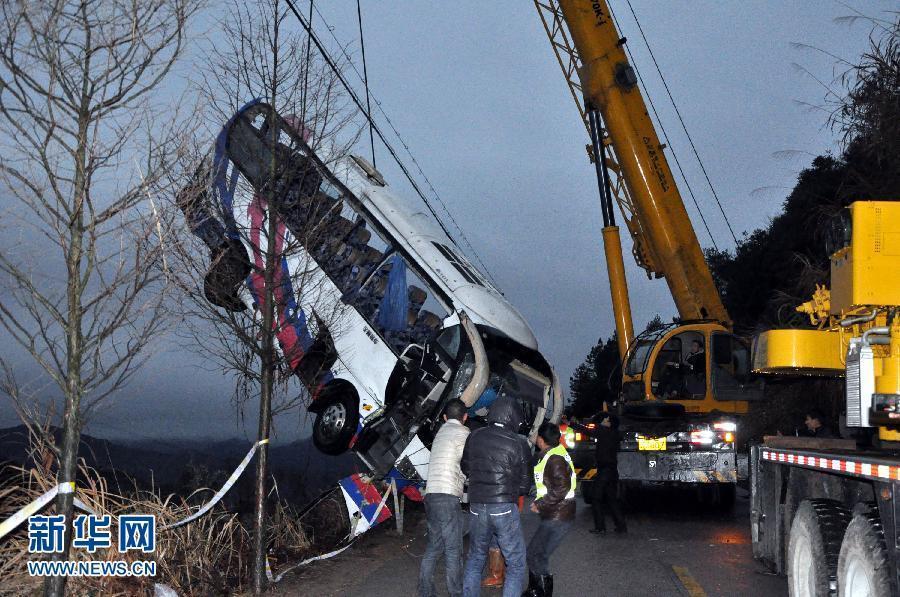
[{"x1": 690, "y1": 429, "x2": 715, "y2": 445}]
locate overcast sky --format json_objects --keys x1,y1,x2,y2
[{"x1": 1, "y1": 1, "x2": 895, "y2": 443}]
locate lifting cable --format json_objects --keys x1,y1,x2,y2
[
  {"x1": 285, "y1": 0, "x2": 500, "y2": 289},
  {"x1": 622, "y1": 0, "x2": 739, "y2": 247},
  {"x1": 355, "y1": 0, "x2": 376, "y2": 168},
  {"x1": 304, "y1": 1, "x2": 499, "y2": 289},
  {"x1": 606, "y1": 1, "x2": 719, "y2": 252}
]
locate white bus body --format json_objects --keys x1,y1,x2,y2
[{"x1": 179, "y1": 101, "x2": 562, "y2": 486}]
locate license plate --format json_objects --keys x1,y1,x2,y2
[{"x1": 638, "y1": 437, "x2": 667, "y2": 451}]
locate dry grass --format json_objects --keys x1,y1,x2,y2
[{"x1": 0, "y1": 431, "x2": 319, "y2": 596}]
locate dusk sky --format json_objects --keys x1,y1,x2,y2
[{"x1": 1, "y1": 1, "x2": 895, "y2": 444}]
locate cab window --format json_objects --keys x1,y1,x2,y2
[
  {"x1": 711, "y1": 333, "x2": 761, "y2": 401},
  {"x1": 651, "y1": 331, "x2": 706, "y2": 399}
]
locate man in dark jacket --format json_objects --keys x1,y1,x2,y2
[
  {"x1": 461, "y1": 395, "x2": 533, "y2": 597},
  {"x1": 802, "y1": 408, "x2": 835, "y2": 438},
  {"x1": 523, "y1": 422, "x2": 576, "y2": 597},
  {"x1": 589, "y1": 412, "x2": 626, "y2": 534}
]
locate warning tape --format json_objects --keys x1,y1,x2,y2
[
  {"x1": 264, "y1": 477, "x2": 395, "y2": 583},
  {"x1": 161, "y1": 438, "x2": 269, "y2": 530},
  {"x1": 1, "y1": 437, "x2": 376, "y2": 586},
  {"x1": 265, "y1": 543, "x2": 355, "y2": 584},
  {"x1": 0, "y1": 439, "x2": 269, "y2": 541},
  {"x1": 0, "y1": 482, "x2": 97, "y2": 541}
]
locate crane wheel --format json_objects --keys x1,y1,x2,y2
[
  {"x1": 837, "y1": 504, "x2": 891, "y2": 597},
  {"x1": 787, "y1": 499, "x2": 850, "y2": 596}
]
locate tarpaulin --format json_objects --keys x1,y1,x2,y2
[{"x1": 376, "y1": 254, "x2": 409, "y2": 332}]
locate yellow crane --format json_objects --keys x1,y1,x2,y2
[
  {"x1": 535, "y1": 0, "x2": 755, "y2": 416},
  {"x1": 535, "y1": 2, "x2": 900, "y2": 588}
]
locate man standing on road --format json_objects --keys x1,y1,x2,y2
[
  {"x1": 461, "y1": 394, "x2": 533, "y2": 597},
  {"x1": 418, "y1": 398, "x2": 470, "y2": 597},
  {"x1": 588, "y1": 412, "x2": 627, "y2": 534},
  {"x1": 523, "y1": 422, "x2": 576, "y2": 597}
]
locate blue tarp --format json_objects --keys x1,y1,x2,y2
[{"x1": 376, "y1": 254, "x2": 409, "y2": 332}]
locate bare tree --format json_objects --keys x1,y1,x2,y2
[
  {"x1": 168, "y1": 0, "x2": 359, "y2": 591},
  {"x1": 0, "y1": 1, "x2": 202, "y2": 594}
]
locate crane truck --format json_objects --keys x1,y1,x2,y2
[
  {"x1": 536, "y1": 3, "x2": 900, "y2": 593},
  {"x1": 534, "y1": 0, "x2": 762, "y2": 504},
  {"x1": 750, "y1": 201, "x2": 900, "y2": 596}
]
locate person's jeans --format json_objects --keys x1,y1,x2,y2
[
  {"x1": 463, "y1": 502, "x2": 527, "y2": 597},
  {"x1": 419, "y1": 493, "x2": 464, "y2": 597},
  {"x1": 526, "y1": 518, "x2": 571, "y2": 576}
]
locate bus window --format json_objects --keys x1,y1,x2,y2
[
  {"x1": 302, "y1": 193, "x2": 392, "y2": 299},
  {"x1": 390, "y1": 272, "x2": 448, "y2": 353},
  {"x1": 364, "y1": 253, "x2": 449, "y2": 352}
]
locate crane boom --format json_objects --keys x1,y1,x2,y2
[{"x1": 541, "y1": 0, "x2": 731, "y2": 328}]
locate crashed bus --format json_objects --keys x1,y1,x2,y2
[{"x1": 178, "y1": 101, "x2": 561, "y2": 518}]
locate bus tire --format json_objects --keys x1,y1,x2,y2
[
  {"x1": 837, "y1": 504, "x2": 891, "y2": 597},
  {"x1": 312, "y1": 392, "x2": 359, "y2": 455},
  {"x1": 787, "y1": 499, "x2": 851, "y2": 597}
]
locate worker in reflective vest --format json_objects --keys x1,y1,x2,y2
[
  {"x1": 558, "y1": 420, "x2": 575, "y2": 450},
  {"x1": 523, "y1": 422, "x2": 576, "y2": 597}
]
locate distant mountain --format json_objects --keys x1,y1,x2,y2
[{"x1": 0, "y1": 426, "x2": 358, "y2": 507}]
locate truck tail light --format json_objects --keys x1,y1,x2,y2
[{"x1": 714, "y1": 421, "x2": 737, "y2": 432}]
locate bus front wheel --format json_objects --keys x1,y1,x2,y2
[{"x1": 313, "y1": 394, "x2": 359, "y2": 455}]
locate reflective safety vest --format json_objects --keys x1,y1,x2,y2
[
  {"x1": 534, "y1": 443, "x2": 577, "y2": 500},
  {"x1": 560, "y1": 423, "x2": 575, "y2": 449}
]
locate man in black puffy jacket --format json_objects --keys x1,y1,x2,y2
[{"x1": 461, "y1": 395, "x2": 533, "y2": 597}]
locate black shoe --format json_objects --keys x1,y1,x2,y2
[
  {"x1": 542, "y1": 574, "x2": 553, "y2": 597},
  {"x1": 614, "y1": 526, "x2": 627, "y2": 534},
  {"x1": 522, "y1": 570, "x2": 544, "y2": 597},
  {"x1": 590, "y1": 528, "x2": 607, "y2": 535}
]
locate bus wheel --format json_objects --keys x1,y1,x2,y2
[
  {"x1": 313, "y1": 393, "x2": 359, "y2": 455},
  {"x1": 838, "y1": 505, "x2": 891, "y2": 597},
  {"x1": 787, "y1": 499, "x2": 850, "y2": 597}
]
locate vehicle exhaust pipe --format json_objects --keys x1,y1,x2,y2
[{"x1": 459, "y1": 311, "x2": 489, "y2": 407}]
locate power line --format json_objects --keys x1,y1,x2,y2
[
  {"x1": 606, "y1": 2, "x2": 719, "y2": 251},
  {"x1": 355, "y1": 0, "x2": 376, "y2": 169},
  {"x1": 286, "y1": 0, "x2": 500, "y2": 288},
  {"x1": 308, "y1": 1, "x2": 499, "y2": 288},
  {"x1": 299, "y1": 0, "x2": 313, "y2": 123},
  {"x1": 623, "y1": 0, "x2": 739, "y2": 247}
]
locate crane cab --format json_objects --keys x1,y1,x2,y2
[{"x1": 622, "y1": 322, "x2": 762, "y2": 414}]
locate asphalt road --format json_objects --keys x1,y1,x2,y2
[{"x1": 278, "y1": 485, "x2": 787, "y2": 597}]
